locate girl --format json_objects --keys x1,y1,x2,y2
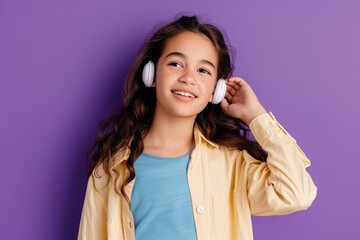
[{"x1": 78, "y1": 15, "x2": 317, "y2": 240}]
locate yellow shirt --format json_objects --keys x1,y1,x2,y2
[{"x1": 78, "y1": 112, "x2": 317, "y2": 240}]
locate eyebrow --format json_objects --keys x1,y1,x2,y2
[{"x1": 165, "y1": 52, "x2": 216, "y2": 70}]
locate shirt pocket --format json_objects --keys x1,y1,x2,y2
[{"x1": 211, "y1": 191, "x2": 232, "y2": 240}]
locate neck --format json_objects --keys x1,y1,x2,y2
[{"x1": 143, "y1": 111, "x2": 196, "y2": 158}]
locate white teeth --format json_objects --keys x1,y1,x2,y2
[{"x1": 173, "y1": 91, "x2": 195, "y2": 98}]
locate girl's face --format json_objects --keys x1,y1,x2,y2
[{"x1": 154, "y1": 31, "x2": 218, "y2": 120}]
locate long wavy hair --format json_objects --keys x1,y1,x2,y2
[{"x1": 86, "y1": 15, "x2": 267, "y2": 204}]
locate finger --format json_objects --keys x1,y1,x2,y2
[
  {"x1": 228, "y1": 77, "x2": 249, "y2": 89},
  {"x1": 230, "y1": 79, "x2": 254, "y2": 95},
  {"x1": 225, "y1": 91, "x2": 233, "y2": 102},
  {"x1": 226, "y1": 81, "x2": 239, "y2": 93},
  {"x1": 227, "y1": 85, "x2": 237, "y2": 95},
  {"x1": 226, "y1": 79, "x2": 241, "y2": 90},
  {"x1": 228, "y1": 77, "x2": 246, "y2": 84}
]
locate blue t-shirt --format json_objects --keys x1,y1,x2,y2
[{"x1": 130, "y1": 150, "x2": 197, "y2": 240}]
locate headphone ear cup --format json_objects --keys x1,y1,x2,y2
[
  {"x1": 211, "y1": 78, "x2": 227, "y2": 104},
  {"x1": 142, "y1": 61, "x2": 155, "y2": 87}
]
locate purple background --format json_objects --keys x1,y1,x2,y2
[{"x1": 1, "y1": 0, "x2": 359, "y2": 239}]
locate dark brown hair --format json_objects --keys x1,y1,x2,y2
[{"x1": 86, "y1": 15, "x2": 267, "y2": 204}]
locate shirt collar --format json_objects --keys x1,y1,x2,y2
[
  {"x1": 193, "y1": 124, "x2": 219, "y2": 148},
  {"x1": 112, "y1": 144, "x2": 131, "y2": 167},
  {"x1": 112, "y1": 124, "x2": 219, "y2": 167}
]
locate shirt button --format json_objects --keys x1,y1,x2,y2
[{"x1": 196, "y1": 206, "x2": 204, "y2": 213}]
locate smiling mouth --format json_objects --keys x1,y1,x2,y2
[{"x1": 171, "y1": 90, "x2": 196, "y2": 98}]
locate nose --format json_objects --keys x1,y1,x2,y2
[{"x1": 179, "y1": 69, "x2": 196, "y2": 85}]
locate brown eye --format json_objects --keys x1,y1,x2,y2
[
  {"x1": 169, "y1": 62, "x2": 182, "y2": 68},
  {"x1": 199, "y1": 68, "x2": 211, "y2": 76}
]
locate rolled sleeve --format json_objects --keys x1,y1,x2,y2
[{"x1": 244, "y1": 112, "x2": 317, "y2": 216}]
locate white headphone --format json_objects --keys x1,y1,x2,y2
[{"x1": 142, "y1": 61, "x2": 227, "y2": 104}]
